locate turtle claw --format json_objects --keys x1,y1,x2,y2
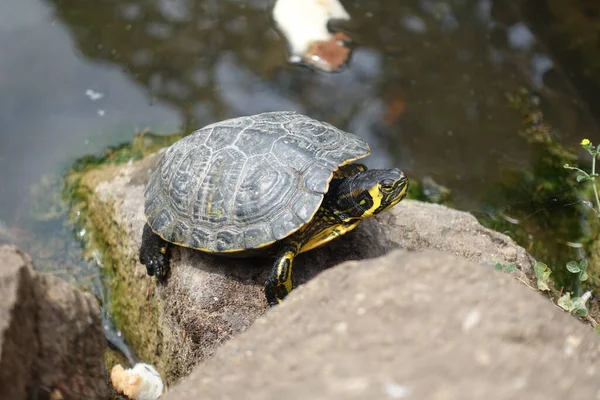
[
  {"x1": 139, "y1": 223, "x2": 170, "y2": 280},
  {"x1": 142, "y1": 252, "x2": 167, "y2": 278}
]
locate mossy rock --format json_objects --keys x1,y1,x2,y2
[
  {"x1": 64, "y1": 130, "x2": 538, "y2": 384},
  {"x1": 64, "y1": 131, "x2": 186, "y2": 380}
]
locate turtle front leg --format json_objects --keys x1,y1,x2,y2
[
  {"x1": 139, "y1": 223, "x2": 170, "y2": 280},
  {"x1": 265, "y1": 240, "x2": 302, "y2": 306}
]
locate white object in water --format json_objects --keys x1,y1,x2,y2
[
  {"x1": 85, "y1": 89, "x2": 104, "y2": 101},
  {"x1": 111, "y1": 363, "x2": 164, "y2": 400},
  {"x1": 273, "y1": 0, "x2": 350, "y2": 63}
]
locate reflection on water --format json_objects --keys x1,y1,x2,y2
[{"x1": 1, "y1": 0, "x2": 599, "y2": 282}]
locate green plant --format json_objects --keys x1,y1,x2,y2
[
  {"x1": 556, "y1": 258, "x2": 592, "y2": 317},
  {"x1": 564, "y1": 138, "x2": 600, "y2": 216},
  {"x1": 533, "y1": 258, "x2": 593, "y2": 318},
  {"x1": 559, "y1": 258, "x2": 591, "y2": 314},
  {"x1": 534, "y1": 261, "x2": 552, "y2": 291},
  {"x1": 566, "y1": 259, "x2": 589, "y2": 282},
  {"x1": 557, "y1": 291, "x2": 591, "y2": 317}
]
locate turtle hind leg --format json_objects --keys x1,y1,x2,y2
[
  {"x1": 265, "y1": 241, "x2": 301, "y2": 306},
  {"x1": 139, "y1": 223, "x2": 170, "y2": 280}
]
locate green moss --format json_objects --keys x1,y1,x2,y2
[
  {"x1": 69, "y1": 130, "x2": 186, "y2": 174},
  {"x1": 405, "y1": 178, "x2": 429, "y2": 202},
  {"x1": 63, "y1": 130, "x2": 185, "y2": 378},
  {"x1": 104, "y1": 348, "x2": 129, "y2": 372}
]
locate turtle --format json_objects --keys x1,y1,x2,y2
[{"x1": 139, "y1": 111, "x2": 408, "y2": 306}]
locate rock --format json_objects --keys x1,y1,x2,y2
[
  {"x1": 164, "y1": 250, "x2": 600, "y2": 399},
  {"x1": 0, "y1": 245, "x2": 108, "y2": 400},
  {"x1": 77, "y1": 154, "x2": 536, "y2": 382},
  {"x1": 0, "y1": 246, "x2": 38, "y2": 399},
  {"x1": 111, "y1": 363, "x2": 163, "y2": 400},
  {"x1": 34, "y1": 273, "x2": 108, "y2": 399}
]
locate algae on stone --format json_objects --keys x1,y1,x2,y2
[{"x1": 64, "y1": 131, "x2": 185, "y2": 378}]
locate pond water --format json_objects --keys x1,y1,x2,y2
[{"x1": 1, "y1": 0, "x2": 599, "y2": 288}]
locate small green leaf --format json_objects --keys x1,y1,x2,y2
[
  {"x1": 494, "y1": 263, "x2": 503, "y2": 271},
  {"x1": 558, "y1": 292, "x2": 590, "y2": 317},
  {"x1": 571, "y1": 297, "x2": 585, "y2": 308},
  {"x1": 575, "y1": 307, "x2": 589, "y2": 317},
  {"x1": 557, "y1": 293, "x2": 572, "y2": 311},
  {"x1": 580, "y1": 271, "x2": 589, "y2": 282},
  {"x1": 579, "y1": 259, "x2": 588, "y2": 271},
  {"x1": 572, "y1": 297, "x2": 589, "y2": 317},
  {"x1": 505, "y1": 264, "x2": 516, "y2": 273},
  {"x1": 577, "y1": 175, "x2": 588, "y2": 182},
  {"x1": 534, "y1": 262, "x2": 552, "y2": 291},
  {"x1": 566, "y1": 261, "x2": 581, "y2": 273}
]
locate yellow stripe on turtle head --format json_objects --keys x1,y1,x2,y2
[{"x1": 360, "y1": 185, "x2": 384, "y2": 218}]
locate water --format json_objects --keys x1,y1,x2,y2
[{"x1": 1, "y1": 0, "x2": 599, "y2": 286}]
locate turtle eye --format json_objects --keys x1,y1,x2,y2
[{"x1": 380, "y1": 179, "x2": 395, "y2": 192}]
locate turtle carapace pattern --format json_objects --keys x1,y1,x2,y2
[{"x1": 139, "y1": 111, "x2": 409, "y2": 306}]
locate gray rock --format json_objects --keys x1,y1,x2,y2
[
  {"x1": 86, "y1": 155, "x2": 536, "y2": 381},
  {"x1": 0, "y1": 245, "x2": 108, "y2": 400},
  {"x1": 164, "y1": 250, "x2": 600, "y2": 400},
  {"x1": 0, "y1": 246, "x2": 38, "y2": 399}
]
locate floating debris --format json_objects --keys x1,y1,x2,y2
[
  {"x1": 273, "y1": 0, "x2": 352, "y2": 72},
  {"x1": 305, "y1": 32, "x2": 351, "y2": 72},
  {"x1": 85, "y1": 89, "x2": 104, "y2": 101},
  {"x1": 110, "y1": 363, "x2": 163, "y2": 400}
]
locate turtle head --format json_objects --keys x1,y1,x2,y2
[{"x1": 331, "y1": 168, "x2": 409, "y2": 220}]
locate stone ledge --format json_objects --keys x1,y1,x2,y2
[{"x1": 165, "y1": 249, "x2": 600, "y2": 399}]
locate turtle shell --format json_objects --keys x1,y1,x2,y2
[{"x1": 144, "y1": 111, "x2": 370, "y2": 252}]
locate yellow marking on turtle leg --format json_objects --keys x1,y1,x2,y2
[
  {"x1": 265, "y1": 242, "x2": 301, "y2": 306},
  {"x1": 276, "y1": 251, "x2": 294, "y2": 293},
  {"x1": 160, "y1": 247, "x2": 167, "y2": 255},
  {"x1": 300, "y1": 220, "x2": 361, "y2": 253}
]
